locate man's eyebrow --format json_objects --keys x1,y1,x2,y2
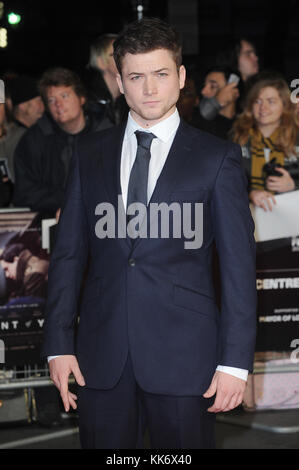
[
  {"x1": 128, "y1": 68, "x2": 171, "y2": 76},
  {"x1": 154, "y1": 68, "x2": 170, "y2": 72}
]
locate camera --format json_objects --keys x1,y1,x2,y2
[{"x1": 263, "y1": 157, "x2": 283, "y2": 178}]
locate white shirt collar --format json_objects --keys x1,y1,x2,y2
[{"x1": 125, "y1": 108, "x2": 180, "y2": 143}]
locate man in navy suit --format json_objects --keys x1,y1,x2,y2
[{"x1": 42, "y1": 18, "x2": 256, "y2": 449}]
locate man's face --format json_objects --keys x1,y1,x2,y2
[
  {"x1": 1, "y1": 257, "x2": 18, "y2": 280},
  {"x1": 116, "y1": 48, "x2": 186, "y2": 128},
  {"x1": 23, "y1": 96, "x2": 45, "y2": 123},
  {"x1": 252, "y1": 86, "x2": 284, "y2": 130},
  {"x1": 46, "y1": 85, "x2": 85, "y2": 128},
  {"x1": 238, "y1": 40, "x2": 259, "y2": 81},
  {"x1": 201, "y1": 72, "x2": 227, "y2": 99}
]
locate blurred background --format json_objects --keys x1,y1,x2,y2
[{"x1": 0, "y1": 0, "x2": 298, "y2": 81}]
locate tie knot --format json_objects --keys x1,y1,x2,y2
[{"x1": 135, "y1": 130, "x2": 156, "y2": 150}]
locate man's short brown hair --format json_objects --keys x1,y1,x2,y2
[
  {"x1": 113, "y1": 17, "x2": 182, "y2": 75},
  {"x1": 38, "y1": 67, "x2": 86, "y2": 106}
]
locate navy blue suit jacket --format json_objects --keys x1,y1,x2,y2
[{"x1": 42, "y1": 120, "x2": 257, "y2": 395}]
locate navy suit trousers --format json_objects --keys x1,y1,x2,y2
[{"x1": 77, "y1": 354, "x2": 216, "y2": 449}]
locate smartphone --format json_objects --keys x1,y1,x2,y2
[{"x1": 227, "y1": 73, "x2": 240, "y2": 85}]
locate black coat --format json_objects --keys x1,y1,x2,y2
[
  {"x1": 81, "y1": 66, "x2": 128, "y2": 125},
  {"x1": 13, "y1": 111, "x2": 112, "y2": 217}
]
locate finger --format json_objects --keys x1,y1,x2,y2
[
  {"x1": 214, "y1": 388, "x2": 234, "y2": 412},
  {"x1": 265, "y1": 198, "x2": 273, "y2": 211},
  {"x1": 69, "y1": 391, "x2": 78, "y2": 401},
  {"x1": 60, "y1": 377, "x2": 70, "y2": 412},
  {"x1": 203, "y1": 378, "x2": 217, "y2": 398},
  {"x1": 270, "y1": 194, "x2": 276, "y2": 204},
  {"x1": 258, "y1": 199, "x2": 269, "y2": 212},
  {"x1": 222, "y1": 393, "x2": 239, "y2": 412},
  {"x1": 275, "y1": 167, "x2": 286, "y2": 175},
  {"x1": 72, "y1": 362, "x2": 86, "y2": 387},
  {"x1": 68, "y1": 391, "x2": 78, "y2": 411},
  {"x1": 207, "y1": 389, "x2": 227, "y2": 412},
  {"x1": 224, "y1": 392, "x2": 244, "y2": 412}
]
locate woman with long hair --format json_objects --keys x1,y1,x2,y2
[{"x1": 232, "y1": 75, "x2": 299, "y2": 211}]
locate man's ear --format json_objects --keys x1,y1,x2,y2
[
  {"x1": 116, "y1": 74, "x2": 124, "y2": 95},
  {"x1": 179, "y1": 65, "x2": 186, "y2": 90}
]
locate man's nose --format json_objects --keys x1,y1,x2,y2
[
  {"x1": 201, "y1": 84, "x2": 211, "y2": 98},
  {"x1": 55, "y1": 98, "x2": 63, "y2": 109},
  {"x1": 144, "y1": 77, "x2": 157, "y2": 95}
]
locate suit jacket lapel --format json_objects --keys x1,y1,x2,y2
[
  {"x1": 100, "y1": 122, "x2": 131, "y2": 249},
  {"x1": 101, "y1": 123, "x2": 125, "y2": 207},
  {"x1": 149, "y1": 121, "x2": 192, "y2": 206}
]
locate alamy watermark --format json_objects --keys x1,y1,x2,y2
[
  {"x1": 0, "y1": 80, "x2": 4, "y2": 104},
  {"x1": 290, "y1": 79, "x2": 299, "y2": 104},
  {"x1": 290, "y1": 339, "x2": 299, "y2": 364},
  {"x1": 95, "y1": 197, "x2": 203, "y2": 249},
  {"x1": 0, "y1": 339, "x2": 4, "y2": 364}
]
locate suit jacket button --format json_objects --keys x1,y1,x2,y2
[{"x1": 128, "y1": 258, "x2": 136, "y2": 267}]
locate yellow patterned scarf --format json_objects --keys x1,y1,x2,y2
[{"x1": 249, "y1": 128, "x2": 285, "y2": 190}]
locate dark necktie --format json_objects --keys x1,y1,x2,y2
[{"x1": 127, "y1": 130, "x2": 156, "y2": 211}]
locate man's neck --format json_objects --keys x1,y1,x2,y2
[{"x1": 59, "y1": 114, "x2": 86, "y2": 135}]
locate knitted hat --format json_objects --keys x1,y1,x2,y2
[{"x1": 7, "y1": 76, "x2": 40, "y2": 106}]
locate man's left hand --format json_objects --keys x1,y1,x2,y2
[{"x1": 203, "y1": 371, "x2": 246, "y2": 413}]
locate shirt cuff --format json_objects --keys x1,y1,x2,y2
[
  {"x1": 216, "y1": 365, "x2": 248, "y2": 382},
  {"x1": 48, "y1": 356, "x2": 60, "y2": 362}
]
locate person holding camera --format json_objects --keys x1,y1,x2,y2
[{"x1": 232, "y1": 75, "x2": 299, "y2": 211}]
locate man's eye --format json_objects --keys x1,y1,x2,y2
[
  {"x1": 62, "y1": 93, "x2": 69, "y2": 99},
  {"x1": 158, "y1": 73, "x2": 167, "y2": 77},
  {"x1": 131, "y1": 76, "x2": 141, "y2": 80}
]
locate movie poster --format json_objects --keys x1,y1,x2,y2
[
  {"x1": 0, "y1": 211, "x2": 50, "y2": 367},
  {"x1": 256, "y1": 236, "x2": 299, "y2": 351}
]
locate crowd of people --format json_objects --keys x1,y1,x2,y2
[{"x1": 0, "y1": 32, "x2": 298, "y2": 219}]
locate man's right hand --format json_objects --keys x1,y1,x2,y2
[
  {"x1": 215, "y1": 82, "x2": 239, "y2": 107},
  {"x1": 49, "y1": 355, "x2": 85, "y2": 412}
]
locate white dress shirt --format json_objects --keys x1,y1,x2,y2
[{"x1": 49, "y1": 108, "x2": 248, "y2": 382}]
